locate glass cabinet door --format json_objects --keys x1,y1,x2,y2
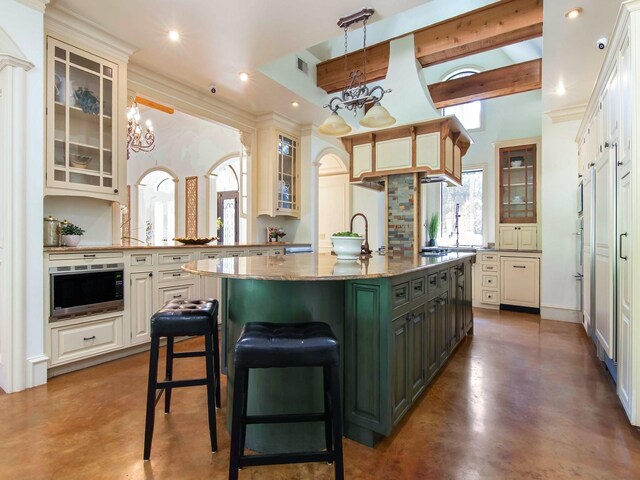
[
  {"x1": 277, "y1": 133, "x2": 298, "y2": 213},
  {"x1": 47, "y1": 38, "x2": 118, "y2": 194},
  {"x1": 499, "y1": 144, "x2": 537, "y2": 223}
]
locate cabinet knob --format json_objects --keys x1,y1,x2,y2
[
  {"x1": 148, "y1": 272, "x2": 153, "y2": 277},
  {"x1": 114, "y1": 189, "x2": 119, "y2": 194}
]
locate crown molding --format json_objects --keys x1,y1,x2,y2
[
  {"x1": 0, "y1": 55, "x2": 34, "y2": 72},
  {"x1": 14, "y1": 0, "x2": 49, "y2": 13},
  {"x1": 256, "y1": 112, "x2": 301, "y2": 134},
  {"x1": 545, "y1": 104, "x2": 587, "y2": 124},
  {"x1": 0, "y1": 25, "x2": 34, "y2": 71},
  {"x1": 127, "y1": 63, "x2": 257, "y2": 133},
  {"x1": 45, "y1": 5, "x2": 137, "y2": 62}
]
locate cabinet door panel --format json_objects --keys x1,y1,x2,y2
[
  {"x1": 426, "y1": 300, "x2": 438, "y2": 382},
  {"x1": 409, "y1": 306, "x2": 426, "y2": 402},
  {"x1": 391, "y1": 315, "x2": 409, "y2": 424},
  {"x1": 518, "y1": 226, "x2": 537, "y2": 250},
  {"x1": 437, "y1": 293, "x2": 449, "y2": 366},
  {"x1": 130, "y1": 272, "x2": 154, "y2": 345},
  {"x1": 352, "y1": 144, "x2": 373, "y2": 178},
  {"x1": 499, "y1": 227, "x2": 518, "y2": 249},
  {"x1": 376, "y1": 137, "x2": 412, "y2": 172},
  {"x1": 415, "y1": 133, "x2": 440, "y2": 170},
  {"x1": 500, "y1": 257, "x2": 540, "y2": 308},
  {"x1": 617, "y1": 172, "x2": 631, "y2": 413}
]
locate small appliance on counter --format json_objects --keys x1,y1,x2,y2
[{"x1": 43, "y1": 216, "x2": 61, "y2": 247}]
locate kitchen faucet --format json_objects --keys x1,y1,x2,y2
[
  {"x1": 450, "y1": 203, "x2": 460, "y2": 248},
  {"x1": 350, "y1": 213, "x2": 373, "y2": 255}
]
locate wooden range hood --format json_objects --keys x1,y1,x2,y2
[{"x1": 341, "y1": 116, "x2": 472, "y2": 186}]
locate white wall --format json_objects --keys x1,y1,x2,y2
[
  {"x1": 540, "y1": 116, "x2": 580, "y2": 319},
  {"x1": 351, "y1": 184, "x2": 385, "y2": 251},
  {"x1": 0, "y1": 0, "x2": 46, "y2": 392},
  {"x1": 44, "y1": 196, "x2": 114, "y2": 245},
  {"x1": 127, "y1": 108, "x2": 242, "y2": 241}
]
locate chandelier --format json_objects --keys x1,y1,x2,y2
[
  {"x1": 127, "y1": 101, "x2": 155, "y2": 154},
  {"x1": 319, "y1": 8, "x2": 396, "y2": 136}
]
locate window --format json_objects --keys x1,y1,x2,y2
[
  {"x1": 210, "y1": 161, "x2": 240, "y2": 245},
  {"x1": 442, "y1": 70, "x2": 482, "y2": 131},
  {"x1": 138, "y1": 170, "x2": 176, "y2": 245},
  {"x1": 440, "y1": 170, "x2": 483, "y2": 246}
]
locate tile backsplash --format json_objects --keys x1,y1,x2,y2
[{"x1": 387, "y1": 174, "x2": 415, "y2": 256}]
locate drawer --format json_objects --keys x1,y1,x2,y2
[
  {"x1": 158, "y1": 253, "x2": 194, "y2": 265},
  {"x1": 410, "y1": 277, "x2": 425, "y2": 300},
  {"x1": 200, "y1": 251, "x2": 222, "y2": 260},
  {"x1": 427, "y1": 273, "x2": 438, "y2": 292},
  {"x1": 224, "y1": 250, "x2": 246, "y2": 258},
  {"x1": 158, "y1": 284, "x2": 197, "y2": 305},
  {"x1": 482, "y1": 274, "x2": 498, "y2": 288},
  {"x1": 248, "y1": 249, "x2": 269, "y2": 257},
  {"x1": 271, "y1": 248, "x2": 283, "y2": 256},
  {"x1": 482, "y1": 264, "x2": 499, "y2": 273},
  {"x1": 482, "y1": 291, "x2": 499, "y2": 304},
  {"x1": 480, "y1": 253, "x2": 498, "y2": 263},
  {"x1": 392, "y1": 282, "x2": 410, "y2": 309},
  {"x1": 49, "y1": 251, "x2": 123, "y2": 262},
  {"x1": 157, "y1": 269, "x2": 193, "y2": 283},
  {"x1": 438, "y1": 269, "x2": 449, "y2": 288},
  {"x1": 130, "y1": 254, "x2": 153, "y2": 266},
  {"x1": 50, "y1": 315, "x2": 123, "y2": 365}
]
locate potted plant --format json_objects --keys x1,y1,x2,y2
[
  {"x1": 60, "y1": 222, "x2": 85, "y2": 247},
  {"x1": 331, "y1": 231, "x2": 364, "y2": 260},
  {"x1": 428, "y1": 214, "x2": 439, "y2": 247}
]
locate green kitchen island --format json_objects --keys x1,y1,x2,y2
[{"x1": 183, "y1": 251, "x2": 475, "y2": 452}]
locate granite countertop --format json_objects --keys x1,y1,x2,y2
[
  {"x1": 44, "y1": 242, "x2": 306, "y2": 253},
  {"x1": 182, "y1": 252, "x2": 476, "y2": 281},
  {"x1": 477, "y1": 248, "x2": 542, "y2": 253}
]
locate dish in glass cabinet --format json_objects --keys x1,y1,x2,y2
[
  {"x1": 173, "y1": 237, "x2": 217, "y2": 245},
  {"x1": 69, "y1": 154, "x2": 92, "y2": 169}
]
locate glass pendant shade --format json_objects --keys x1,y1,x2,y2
[
  {"x1": 318, "y1": 112, "x2": 353, "y2": 136},
  {"x1": 359, "y1": 102, "x2": 396, "y2": 129}
]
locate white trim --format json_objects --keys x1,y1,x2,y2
[
  {"x1": 0, "y1": 25, "x2": 34, "y2": 72},
  {"x1": 545, "y1": 104, "x2": 587, "y2": 124},
  {"x1": 14, "y1": 0, "x2": 49, "y2": 13},
  {"x1": 27, "y1": 355, "x2": 48, "y2": 387},
  {"x1": 45, "y1": 5, "x2": 136, "y2": 62},
  {"x1": 540, "y1": 305, "x2": 581, "y2": 323}
]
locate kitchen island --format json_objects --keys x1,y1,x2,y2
[{"x1": 183, "y1": 252, "x2": 475, "y2": 451}]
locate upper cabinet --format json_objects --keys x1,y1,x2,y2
[
  {"x1": 499, "y1": 144, "x2": 537, "y2": 224},
  {"x1": 45, "y1": 36, "x2": 127, "y2": 202},
  {"x1": 257, "y1": 126, "x2": 300, "y2": 218},
  {"x1": 341, "y1": 117, "x2": 472, "y2": 186}
]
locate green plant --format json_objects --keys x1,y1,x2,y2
[
  {"x1": 428, "y1": 214, "x2": 439, "y2": 241},
  {"x1": 60, "y1": 223, "x2": 85, "y2": 236},
  {"x1": 332, "y1": 231, "x2": 361, "y2": 237},
  {"x1": 216, "y1": 217, "x2": 223, "y2": 231}
]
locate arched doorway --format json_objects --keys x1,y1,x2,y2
[
  {"x1": 209, "y1": 159, "x2": 240, "y2": 244},
  {"x1": 137, "y1": 169, "x2": 177, "y2": 245},
  {"x1": 317, "y1": 153, "x2": 350, "y2": 253}
]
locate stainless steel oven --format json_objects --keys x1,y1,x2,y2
[{"x1": 50, "y1": 263, "x2": 124, "y2": 321}]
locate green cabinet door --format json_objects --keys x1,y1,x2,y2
[
  {"x1": 391, "y1": 312, "x2": 410, "y2": 425},
  {"x1": 437, "y1": 291, "x2": 449, "y2": 366},
  {"x1": 464, "y1": 261, "x2": 474, "y2": 333},
  {"x1": 448, "y1": 266, "x2": 458, "y2": 351},
  {"x1": 425, "y1": 298, "x2": 439, "y2": 382},
  {"x1": 409, "y1": 304, "x2": 426, "y2": 402}
]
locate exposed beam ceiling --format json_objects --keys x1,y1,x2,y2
[
  {"x1": 428, "y1": 58, "x2": 542, "y2": 109},
  {"x1": 316, "y1": 0, "x2": 543, "y2": 94}
]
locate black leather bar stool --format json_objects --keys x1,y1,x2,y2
[
  {"x1": 229, "y1": 322, "x2": 344, "y2": 480},
  {"x1": 143, "y1": 299, "x2": 221, "y2": 460}
]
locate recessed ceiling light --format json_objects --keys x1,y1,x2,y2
[
  {"x1": 565, "y1": 7, "x2": 583, "y2": 19},
  {"x1": 239, "y1": 72, "x2": 249, "y2": 82},
  {"x1": 168, "y1": 30, "x2": 180, "y2": 42},
  {"x1": 291, "y1": 101, "x2": 300, "y2": 107},
  {"x1": 556, "y1": 81, "x2": 566, "y2": 96}
]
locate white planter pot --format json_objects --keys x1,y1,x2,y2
[
  {"x1": 61, "y1": 234, "x2": 81, "y2": 247},
  {"x1": 331, "y1": 236, "x2": 363, "y2": 261}
]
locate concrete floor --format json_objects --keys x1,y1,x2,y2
[{"x1": 1, "y1": 309, "x2": 639, "y2": 479}]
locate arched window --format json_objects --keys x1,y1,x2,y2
[
  {"x1": 442, "y1": 69, "x2": 482, "y2": 131},
  {"x1": 209, "y1": 160, "x2": 240, "y2": 245},
  {"x1": 138, "y1": 170, "x2": 176, "y2": 245}
]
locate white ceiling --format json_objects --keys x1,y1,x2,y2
[{"x1": 49, "y1": 0, "x2": 626, "y2": 124}]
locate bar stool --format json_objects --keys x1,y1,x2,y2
[
  {"x1": 143, "y1": 299, "x2": 221, "y2": 460},
  {"x1": 228, "y1": 321, "x2": 344, "y2": 480}
]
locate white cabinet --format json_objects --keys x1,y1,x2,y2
[
  {"x1": 45, "y1": 36, "x2": 126, "y2": 202},
  {"x1": 352, "y1": 144, "x2": 372, "y2": 179},
  {"x1": 415, "y1": 133, "x2": 440, "y2": 170},
  {"x1": 618, "y1": 171, "x2": 631, "y2": 413},
  {"x1": 50, "y1": 315, "x2": 124, "y2": 365},
  {"x1": 158, "y1": 283, "x2": 197, "y2": 307},
  {"x1": 500, "y1": 257, "x2": 540, "y2": 308},
  {"x1": 498, "y1": 226, "x2": 537, "y2": 250},
  {"x1": 375, "y1": 137, "x2": 412, "y2": 172},
  {"x1": 129, "y1": 272, "x2": 154, "y2": 345}
]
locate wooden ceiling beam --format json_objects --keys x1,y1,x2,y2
[
  {"x1": 427, "y1": 59, "x2": 542, "y2": 109},
  {"x1": 316, "y1": 0, "x2": 542, "y2": 93}
]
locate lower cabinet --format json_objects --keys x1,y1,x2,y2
[
  {"x1": 129, "y1": 271, "x2": 154, "y2": 345},
  {"x1": 157, "y1": 283, "x2": 197, "y2": 306},
  {"x1": 50, "y1": 315, "x2": 124, "y2": 366},
  {"x1": 500, "y1": 256, "x2": 540, "y2": 308}
]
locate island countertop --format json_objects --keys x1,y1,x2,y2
[{"x1": 182, "y1": 251, "x2": 476, "y2": 281}]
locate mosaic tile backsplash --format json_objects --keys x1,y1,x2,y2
[{"x1": 387, "y1": 174, "x2": 415, "y2": 256}]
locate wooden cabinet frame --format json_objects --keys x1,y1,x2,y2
[{"x1": 498, "y1": 143, "x2": 537, "y2": 224}]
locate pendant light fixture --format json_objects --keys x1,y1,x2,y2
[{"x1": 318, "y1": 8, "x2": 395, "y2": 136}]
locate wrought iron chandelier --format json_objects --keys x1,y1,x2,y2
[
  {"x1": 127, "y1": 101, "x2": 155, "y2": 154},
  {"x1": 319, "y1": 8, "x2": 396, "y2": 136}
]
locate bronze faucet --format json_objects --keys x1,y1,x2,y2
[{"x1": 350, "y1": 213, "x2": 372, "y2": 255}]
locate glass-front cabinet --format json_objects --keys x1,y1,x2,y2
[
  {"x1": 46, "y1": 37, "x2": 121, "y2": 198},
  {"x1": 276, "y1": 132, "x2": 298, "y2": 214},
  {"x1": 499, "y1": 144, "x2": 537, "y2": 224}
]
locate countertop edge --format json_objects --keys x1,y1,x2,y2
[{"x1": 44, "y1": 242, "x2": 309, "y2": 253}]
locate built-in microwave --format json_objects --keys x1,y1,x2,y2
[{"x1": 49, "y1": 263, "x2": 124, "y2": 321}]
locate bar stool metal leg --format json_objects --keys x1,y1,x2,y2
[
  {"x1": 164, "y1": 336, "x2": 174, "y2": 414},
  {"x1": 323, "y1": 366, "x2": 333, "y2": 461},
  {"x1": 229, "y1": 366, "x2": 247, "y2": 480},
  {"x1": 329, "y1": 364, "x2": 344, "y2": 480},
  {"x1": 144, "y1": 336, "x2": 161, "y2": 461},
  {"x1": 204, "y1": 333, "x2": 218, "y2": 453}
]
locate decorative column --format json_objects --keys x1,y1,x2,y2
[{"x1": 239, "y1": 129, "x2": 254, "y2": 241}]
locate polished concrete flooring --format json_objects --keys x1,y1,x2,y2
[{"x1": 1, "y1": 309, "x2": 639, "y2": 479}]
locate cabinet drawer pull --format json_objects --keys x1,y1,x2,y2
[
  {"x1": 414, "y1": 284, "x2": 422, "y2": 290},
  {"x1": 206, "y1": 255, "x2": 218, "y2": 259},
  {"x1": 231, "y1": 254, "x2": 240, "y2": 257},
  {"x1": 255, "y1": 252, "x2": 264, "y2": 256},
  {"x1": 620, "y1": 232, "x2": 628, "y2": 260},
  {"x1": 83, "y1": 254, "x2": 96, "y2": 258},
  {"x1": 513, "y1": 265, "x2": 526, "y2": 269},
  {"x1": 173, "y1": 294, "x2": 182, "y2": 298},
  {"x1": 135, "y1": 257, "x2": 146, "y2": 262},
  {"x1": 172, "y1": 273, "x2": 181, "y2": 277},
  {"x1": 395, "y1": 291, "x2": 405, "y2": 299},
  {"x1": 83, "y1": 336, "x2": 96, "y2": 341},
  {"x1": 172, "y1": 256, "x2": 182, "y2": 260}
]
